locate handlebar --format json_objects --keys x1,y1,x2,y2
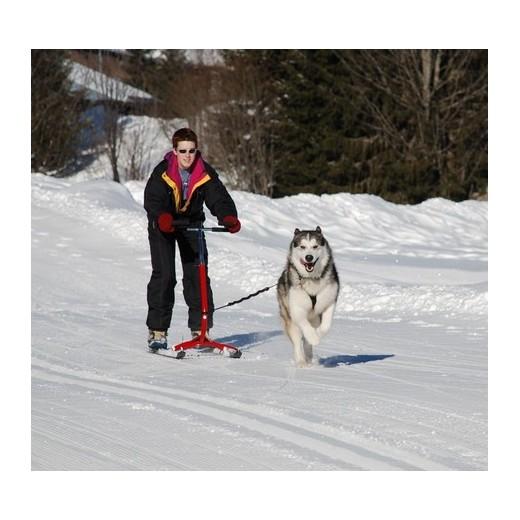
[
  {"x1": 190, "y1": 227, "x2": 229, "y2": 232},
  {"x1": 171, "y1": 219, "x2": 229, "y2": 233}
]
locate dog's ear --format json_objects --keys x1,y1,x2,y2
[
  {"x1": 316, "y1": 226, "x2": 322, "y2": 234},
  {"x1": 294, "y1": 228, "x2": 301, "y2": 236}
]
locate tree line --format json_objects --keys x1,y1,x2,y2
[{"x1": 31, "y1": 49, "x2": 487, "y2": 203}]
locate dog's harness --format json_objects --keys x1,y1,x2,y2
[{"x1": 291, "y1": 260, "x2": 332, "y2": 311}]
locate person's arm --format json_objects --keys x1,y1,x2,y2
[
  {"x1": 144, "y1": 161, "x2": 169, "y2": 222},
  {"x1": 202, "y1": 164, "x2": 238, "y2": 220}
]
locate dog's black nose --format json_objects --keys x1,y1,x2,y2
[{"x1": 305, "y1": 255, "x2": 314, "y2": 262}]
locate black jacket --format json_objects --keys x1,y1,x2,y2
[{"x1": 144, "y1": 157, "x2": 237, "y2": 227}]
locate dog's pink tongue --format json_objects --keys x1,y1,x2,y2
[{"x1": 300, "y1": 259, "x2": 314, "y2": 272}]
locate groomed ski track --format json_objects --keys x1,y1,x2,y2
[{"x1": 31, "y1": 176, "x2": 487, "y2": 470}]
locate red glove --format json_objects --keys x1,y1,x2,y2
[
  {"x1": 158, "y1": 212, "x2": 175, "y2": 233},
  {"x1": 222, "y1": 215, "x2": 241, "y2": 233}
]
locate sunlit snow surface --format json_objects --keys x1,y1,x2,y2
[{"x1": 32, "y1": 174, "x2": 487, "y2": 470}]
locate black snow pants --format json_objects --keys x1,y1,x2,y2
[{"x1": 146, "y1": 225, "x2": 214, "y2": 332}]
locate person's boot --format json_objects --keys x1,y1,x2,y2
[{"x1": 148, "y1": 330, "x2": 168, "y2": 351}]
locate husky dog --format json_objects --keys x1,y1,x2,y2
[{"x1": 277, "y1": 227, "x2": 339, "y2": 367}]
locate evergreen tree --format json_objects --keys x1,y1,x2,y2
[
  {"x1": 31, "y1": 50, "x2": 86, "y2": 173},
  {"x1": 124, "y1": 50, "x2": 189, "y2": 118},
  {"x1": 255, "y1": 50, "x2": 362, "y2": 197}
]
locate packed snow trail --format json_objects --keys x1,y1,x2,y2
[{"x1": 31, "y1": 175, "x2": 487, "y2": 470}]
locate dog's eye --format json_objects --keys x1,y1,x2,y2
[
  {"x1": 300, "y1": 245, "x2": 306, "y2": 249},
  {"x1": 312, "y1": 245, "x2": 318, "y2": 249}
]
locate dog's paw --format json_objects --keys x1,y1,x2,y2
[
  {"x1": 317, "y1": 325, "x2": 330, "y2": 338},
  {"x1": 304, "y1": 330, "x2": 320, "y2": 346}
]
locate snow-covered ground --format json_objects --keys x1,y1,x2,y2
[{"x1": 31, "y1": 172, "x2": 487, "y2": 471}]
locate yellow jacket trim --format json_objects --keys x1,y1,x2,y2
[
  {"x1": 179, "y1": 174, "x2": 211, "y2": 213},
  {"x1": 161, "y1": 172, "x2": 181, "y2": 212}
]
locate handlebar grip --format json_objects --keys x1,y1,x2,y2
[{"x1": 207, "y1": 227, "x2": 230, "y2": 232}]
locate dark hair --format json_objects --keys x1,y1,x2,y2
[{"x1": 172, "y1": 128, "x2": 198, "y2": 149}]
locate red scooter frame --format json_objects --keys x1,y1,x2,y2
[{"x1": 172, "y1": 224, "x2": 242, "y2": 359}]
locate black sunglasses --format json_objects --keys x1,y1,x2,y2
[{"x1": 178, "y1": 148, "x2": 197, "y2": 154}]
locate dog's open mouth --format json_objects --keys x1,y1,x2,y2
[{"x1": 301, "y1": 258, "x2": 318, "y2": 272}]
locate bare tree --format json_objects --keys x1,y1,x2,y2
[
  {"x1": 334, "y1": 49, "x2": 487, "y2": 199},
  {"x1": 102, "y1": 101, "x2": 124, "y2": 183},
  {"x1": 205, "y1": 57, "x2": 276, "y2": 196},
  {"x1": 120, "y1": 117, "x2": 173, "y2": 181},
  {"x1": 121, "y1": 122, "x2": 148, "y2": 181}
]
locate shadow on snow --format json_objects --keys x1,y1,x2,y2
[
  {"x1": 216, "y1": 331, "x2": 395, "y2": 369},
  {"x1": 319, "y1": 354, "x2": 395, "y2": 368},
  {"x1": 216, "y1": 330, "x2": 283, "y2": 351}
]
